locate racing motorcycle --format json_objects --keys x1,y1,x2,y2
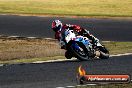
[{"x1": 64, "y1": 28, "x2": 109, "y2": 61}]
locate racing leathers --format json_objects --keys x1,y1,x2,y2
[{"x1": 54, "y1": 24, "x2": 99, "y2": 49}]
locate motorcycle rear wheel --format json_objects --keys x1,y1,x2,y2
[{"x1": 98, "y1": 46, "x2": 109, "y2": 59}]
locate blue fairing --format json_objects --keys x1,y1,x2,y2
[
  {"x1": 71, "y1": 42, "x2": 80, "y2": 50},
  {"x1": 71, "y1": 37, "x2": 90, "y2": 50},
  {"x1": 74, "y1": 37, "x2": 90, "y2": 45}
]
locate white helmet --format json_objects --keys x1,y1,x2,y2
[{"x1": 52, "y1": 20, "x2": 62, "y2": 32}]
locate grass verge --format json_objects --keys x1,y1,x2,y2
[
  {"x1": 102, "y1": 41, "x2": 132, "y2": 55},
  {"x1": 0, "y1": 0, "x2": 132, "y2": 17},
  {"x1": 0, "y1": 37, "x2": 132, "y2": 64}
]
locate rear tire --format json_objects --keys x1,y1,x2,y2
[
  {"x1": 99, "y1": 51, "x2": 109, "y2": 59},
  {"x1": 98, "y1": 46, "x2": 109, "y2": 59}
]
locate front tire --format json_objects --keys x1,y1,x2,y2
[
  {"x1": 70, "y1": 42, "x2": 89, "y2": 61},
  {"x1": 65, "y1": 50, "x2": 73, "y2": 59}
]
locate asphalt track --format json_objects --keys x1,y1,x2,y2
[
  {"x1": 0, "y1": 55, "x2": 132, "y2": 88},
  {"x1": 0, "y1": 15, "x2": 132, "y2": 88},
  {"x1": 0, "y1": 15, "x2": 132, "y2": 41}
]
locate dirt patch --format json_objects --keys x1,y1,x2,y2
[{"x1": 0, "y1": 37, "x2": 65, "y2": 61}]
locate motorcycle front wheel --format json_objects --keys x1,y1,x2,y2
[
  {"x1": 65, "y1": 50, "x2": 73, "y2": 59},
  {"x1": 70, "y1": 42, "x2": 89, "y2": 61}
]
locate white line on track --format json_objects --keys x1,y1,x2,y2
[
  {"x1": 66, "y1": 86, "x2": 76, "y2": 88},
  {"x1": 0, "y1": 64, "x2": 4, "y2": 67},
  {"x1": 56, "y1": 80, "x2": 132, "y2": 88},
  {"x1": 7, "y1": 36, "x2": 20, "y2": 38},
  {"x1": 110, "y1": 53, "x2": 132, "y2": 57},
  {"x1": 33, "y1": 53, "x2": 132, "y2": 64},
  {"x1": 27, "y1": 37, "x2": 38, "y2": 39},
  {"x1": 32, "y1": 58, "x2": 77, "y2": 63},
  {"x1": 56, "y1": 84, "x2": 97, "y2": 88}
]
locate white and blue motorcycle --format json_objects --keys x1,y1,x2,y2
[{"x1": 64, "y1": 29, "x2": 109, "y2": 61}]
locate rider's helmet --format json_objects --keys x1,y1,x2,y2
[{"x1": 52, "y1": 20, "x2": 62, "y2": 32}]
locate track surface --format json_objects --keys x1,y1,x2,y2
[
  {"x1": 0, "y1": 15, "x2": 132, "y2": 88},
  {"x1": 0, "y1": 55, "x2": 132, "y2": 88},
  {"x1": 0, "y1": 15, "x2": 132, "y2": 41}
]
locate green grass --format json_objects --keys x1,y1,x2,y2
[
  {"x1": 0, "y1": 0, "x2": 132, "y2": 17},
  {"x1": 102, "y1": 42, "x2": 132, "y2": 55}
]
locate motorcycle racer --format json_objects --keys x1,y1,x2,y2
[{"x1": 51, "y1": 20, "x2": 99, "y2": 49}]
